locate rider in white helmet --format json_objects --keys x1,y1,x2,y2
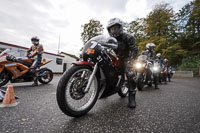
[
  {"x1": 142, "y1": 43, "x2": 156, "y2": 61},
  {"x1": 141, "y1": 43, "x2": 159, "y2": 89}
]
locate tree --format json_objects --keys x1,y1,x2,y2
[
  {"x1": 136, "y1": 3, "x2": 177, "y2": 54},
  {"x1": 81, "y1": 19, "x2": 104, "y2": 44},
  {"x1": 145, "y1": 3, "x2": 175, "y2": 39},
  {"x1": 127, "y1": 18, "x2": 146, "y2": 44},
  {"x1": 175, "y1": 0, "x2": 200, "y2": 55}
]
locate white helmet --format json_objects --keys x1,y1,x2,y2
[
  {"x1": 146, "y1": 43, "x2": 155, "y2": 50},
  {"x1": 156, "y1": 53, "x2": 161, "y2": 57}
]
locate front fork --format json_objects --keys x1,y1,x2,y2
[
  {"x1": 83, "y1": 63, "x2": 98, "y2": 93},
  {"x1": 0, "y1": 66, "x2": 4, "y2": 74}
]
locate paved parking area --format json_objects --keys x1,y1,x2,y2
[{"x1": 0, "y1": 76, "x2": 200, "y2": 133}]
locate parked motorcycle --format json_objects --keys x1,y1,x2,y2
[
  {"x1": 135, "y1": 55, "x2": 160, "y2": 91},
  {"x1": 0, "y1": 49, "x2": 53, "y2": 87},
  {"x1": 56, "y1": 35, "x2": 130, "y2": 117}
]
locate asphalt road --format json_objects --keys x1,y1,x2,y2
[{"x1": 0, "y1": 76, "x2": 200, "y2": 133}]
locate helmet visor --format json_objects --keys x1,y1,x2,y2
[{"x1": 108, "y1": 24, "x2": 121, "y2": 37}]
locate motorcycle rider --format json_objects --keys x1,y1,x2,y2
[
  {"x1": 141, "y1": 43, "x2": 156, "y2": 60},
  {"x1": 163, "y1": 58, "x2": 169, "y2": 82},
  {"x1": 107, "y1": 18, "x2": 138, "y2": 108},
  {"x1": 26, "y1": 36, "x2": 44, "y2": 86},
  {"x1": 156, "y1": 53, "x2": 165, "y2": 83},
  {"x1": 141, "y1": 43, "x2": 159, "y2": 89},
  {"x1": 156, "y1": 53, "x2": 164, "y2": 67}
]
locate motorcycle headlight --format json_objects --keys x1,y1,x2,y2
[
  {"x1": 136, "y1": 63, "x2": 142, "y2": 69},
  {"x1": 153, "y1": 66, "x2": 159, "y2": 71}
]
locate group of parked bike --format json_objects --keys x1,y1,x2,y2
[{"x1": 135, "y1": 43, "x2": 175, "y2": 91}]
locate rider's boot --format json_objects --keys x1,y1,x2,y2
[
  {"x1": 155, "y1": 83, "x2": 159, "y2": 89},
  {"x1": 32, "y1": 73, "x2": 38, "y2": 87},
  {"x1": 128, "y1": 90, "x2": 136, "y2": 108}
]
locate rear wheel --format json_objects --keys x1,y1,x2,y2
[
  {"x1": 56, "y1": 65, "x2": 99, "y2": 117},
  {"x1": 0, "y1": 71, "x2": 10, "y2": 87},
  {"x1": 38, "y1": 68, "x2": 53, "y2": 84}
]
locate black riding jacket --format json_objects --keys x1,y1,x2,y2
[
  {"x1": 141, "y1": 49, "x2": 156, "y2": 61},
  {"x1": 114, "y1": 32, "x2": 138, "y2": 59}
]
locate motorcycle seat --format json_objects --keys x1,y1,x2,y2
[{"x1": 16, "y1": 59, "x2": 31, "y2": 67}]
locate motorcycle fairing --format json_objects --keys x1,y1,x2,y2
[
  {"x1": 73, "y1": 61, "x2": 94, "y2": 67},
  {"x1": 4, "y1": 62, "x2": 29, "y2": 79}
]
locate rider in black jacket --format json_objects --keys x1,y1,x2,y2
[{"x1": 107, "y1": 18, "x2": 138, "y2": 108}]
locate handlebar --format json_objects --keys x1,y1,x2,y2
[{"x1": 101, "y1": 43, "x2": 118, "y2": 50}]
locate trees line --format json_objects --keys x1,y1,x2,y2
[{"x1": 81, "y1": 0, "x2": 200, "y2": 75}]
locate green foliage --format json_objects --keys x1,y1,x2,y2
[
  {"x1": 180, "y1": 55, "x2": 200, "y2": 68},
  {"x1": 145, "y1": 3, "x2": 175, "y2": 38},
  {"x1": 127, "y1": 1, "x2": 199, "y2": 70},
  {"x1": 81, "y1": 19, "x2": 104, "y2": 44},
  {"x1": 127, "y1": 18, "x2": 146, "y2": 44},
  {"x1": 162, "y1": 43, "x2": 188, "y2": 65},
  {"x1": 178, "y1": 54, "x2": 200, "y2": 76}
]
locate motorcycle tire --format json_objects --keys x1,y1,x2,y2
[
  {"x1": 118, "y1": 82, "x2": 128, "y2": 97},
  {"x1": 0, "y1": 71, "x2": 10, "y2": 87},
  {"x1": 38, "y1": 68, "x2": 53, "y2": 84},
  {"x1": 136, "y1": 73, "x2": 144, "y2": 91},
  {"x1": 56, "y1": 65, "x2": 100, "y2": 118}
]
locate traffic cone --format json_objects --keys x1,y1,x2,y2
[{"x1": 0, "y1": 85, "x2": 19, "y2": 107}]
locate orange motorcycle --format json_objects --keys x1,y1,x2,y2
[{"x1": 0, "y1": 49, "x2": 53, "y2": 87}]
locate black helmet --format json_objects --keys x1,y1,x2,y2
[
  {"x1": 31, "y1": 36, "x2": 39, "y2": 42},
  {"x1": 31, "y1": 36, "x2": 39, "y2": 45},
  {"x1": 107, "y1": 18, "x2": 123, "y2": 37}
]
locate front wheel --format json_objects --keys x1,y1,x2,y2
[
  {"x1": 56, "y1": 65, "x2": 99, "y2": 117},
  {"x1": 38, "y1": 68, "x2": 53, "y2": 84},
  {"x1": 0, "y1": 71, "x2": 10, "y2": 87}
]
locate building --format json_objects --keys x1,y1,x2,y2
[
  {"x1": 0, "y1": 41, "x2": 78, "y2": 73},
  {"x1": 59, "y1": 52, "x2": 79, "y2": 72}
]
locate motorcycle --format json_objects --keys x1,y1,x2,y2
[
  {"x1": 158, "y1": 64, "x2": 168, "y2": 84},
  {"x1": 167, "y1": 67, "x2": 175, "y2": 82},
  {"x1": 135, "y1": 55, "x2": 160, "y2": 91},
  {"x1": 0, "y1": 49, "x2": 53, "y2": 87},
  {"x1": 56, "y1": 35, "x2": 130, "y2": 117}
]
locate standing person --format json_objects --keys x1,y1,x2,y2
[
  {"x1": 26, "y1": 36, "x2": 44, "y2": 86},
  {"x1": 107, "y1": 18, "x2": 138, "y2": 108}
]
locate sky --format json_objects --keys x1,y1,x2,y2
[{"x1": 0, "y1": 0, "x2": 191, "y2": 56}]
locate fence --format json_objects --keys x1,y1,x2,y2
[{"x1": 176, "y1": 67, "x2": 200, "y2": 77}]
